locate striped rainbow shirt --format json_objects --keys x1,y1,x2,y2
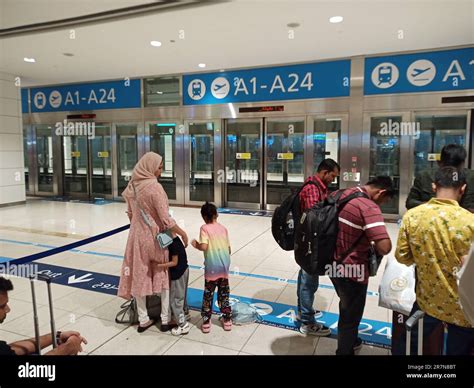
[{"x1": 199, "y1": 222, "x2": 231, "y2": 281}]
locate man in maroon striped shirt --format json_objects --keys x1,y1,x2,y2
[
  {"x1": 330, "y1": 176, "x2": 394, "y2": 354},
  {"x1": 297, "y1": 159, "x2": 340, "y2": 336}
]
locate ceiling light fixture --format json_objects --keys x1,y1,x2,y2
[
  {"x1": 198, "y1": 63, "x2": 206, "y2": 68},
  {"x1": 329, "y1": 16, "x2": 343, "y2": 23},
  {"x1": 24, "y1": 57, "x2": 35, "y2": 63},
  {"x1": 150, "y1": 41, "x2": 162, "y2": 47}
]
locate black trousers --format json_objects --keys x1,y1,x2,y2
[{"x1": 331, "y1": 277, "x2": 368, "y2": 355}]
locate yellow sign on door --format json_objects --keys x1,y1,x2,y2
[
  {"x1": 236, "y1": 153, "x2": 251, "y2": 160},
  {"x1": 71, "y1": 151, "x2": 80, "y2": 158},
  {"x1": 427, "y1": 153, "x2": 441, "y2": 161},
  {"x1": 98, "y1": 151, "x2": 109, "y2": 158},
  {"x1": 277, "y1": 153, "x2": 294, "y2": 160}
]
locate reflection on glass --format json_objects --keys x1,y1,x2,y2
[
  {"x1": 144, "y1": 77, "x2": 180, "y2": 106},
  {"x1": 369, "y1": 117, "x2": 401, "y2": 214},
  {"x1": 226, "y1": 121, "x2": 260, "y2": 204},
  {"x1": 314, "y1": 119, "x2": 341, "y2": 190},
  {"x1": 150, "y1": 123, "x2": 176, "y2": 200},
  {"x1": 35, "y1": 125, "x2": 54, "y2": 192},
  {"x1": 23, "y1": 127, "x2": 29, "y2": 192},
  {"x1": 266, "y1": 120, "x2": 304, "y2": 205},
  {"x1": 414, "y1": 115, "x2": 467, "y2": 177},
  {"x1": 189, "y1": 122, "x2": 214, "y2": 202},
  {"x1": 117, "y1": 124, "x2": 138, "y2": 196},
  {"x1": 63, "y1": 135, "x2": 88, "y2": 194},
  {"x1": 90, "y1": 125, "x2": 112, "y2": 196}
]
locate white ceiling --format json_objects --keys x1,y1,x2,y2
[{"x1": 0, "y1": 0, "x2": 473, "y2": 87}]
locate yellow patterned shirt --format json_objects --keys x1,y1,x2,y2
[{"x1": 395, "y1": 198, "x2": 474, "y2": 328}]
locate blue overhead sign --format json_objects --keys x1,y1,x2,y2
[
  {"x1": 21, "y1": 89, "x2": 29, "y2": 114},
  {"x1": 30, "y1": 79, "x2": 141, "y2": 112},
  {"x1": 364, "y1": 47, "x2": 474, "y2": 95},
  {"x1": 183, "y1": 60, "x2": 351, "y2": 105}
]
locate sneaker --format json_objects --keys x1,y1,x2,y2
[
  {"x1": 222, "y1": 319, "x2": 232, "y2": 331},
  {"x1": 299, "y1": 323, "x2": 331, "y2": 337},
  {"x1": 353, "y1": 337, "x2": 363, "y2": 351},
  {"x1": 201, "y1": 319, "x2": 211, "y2": 334},
  {"x1": 171, "y1": 322, "x2": 191, "y2": 336}
]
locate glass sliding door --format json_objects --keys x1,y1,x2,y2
[
  {"x1": 90, "y1": 124, "x2": 112, "y2": 197},
  {"x1": 116, "y1": 124, "x2": 139, "y2": 197},
  {"x1": 225, "y1": 120, "x2": 262, "y2": 209},
  {"x1": 265, "y1": 118, "x2": 305, "y2": 208}
]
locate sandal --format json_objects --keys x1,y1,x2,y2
[{"x1": 201, "y1": 320, "x2": 211, "y2": 333}]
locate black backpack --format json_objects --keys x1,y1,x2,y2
[
  {"x1": 271, "y1": 181, "x2": 318, "y2": 251},
  {"x1": 294, "y1": 189, "x2": 369, "y2": 275}
]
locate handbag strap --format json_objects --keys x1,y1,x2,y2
[{"x1": 131, "y1": 182, "x2": 159, "y2": 238}]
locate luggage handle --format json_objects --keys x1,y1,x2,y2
[
  {"x1": 405, "y1": 309, "x2": 425, "y2": 355},
  {"x1": 29, "y1": 274, "x2": 57, "y2": 355}
]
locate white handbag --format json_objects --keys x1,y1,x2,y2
[
  {"x1": 457, "y1": 243, "x2": 474, "y2": 326},
  {"x1": 378, "y1": 255, "x2": 416, "y2": 316}
]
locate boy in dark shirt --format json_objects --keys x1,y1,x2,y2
[{"x1": 156, "y1": 236, "x2": 190, "y2": 335}]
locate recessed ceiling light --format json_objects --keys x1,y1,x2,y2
[
  {"x1": 287, "y1": 22, "x2": 300, "y2": 28},
  {"x1": 220, "y1": 69, "x2": 225, "y2": 72},
  {"x1": 198, "y1": 63, "x2": 206, "y2": 68},
  {"x1": 150, "y1": 41, "x2": 162, "y2": 47},
  {"x1": 24, "y1": 57, "x2": 35, "y2": 63},
  {"x1": 63, "y1": 53, "x2": 74, "y2": 57},
  {"x1": 329, "y1": 16, "x2": 343, "y2": 23}
]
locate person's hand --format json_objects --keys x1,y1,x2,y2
[
  {"x1": 60, "y1": 331, "x2": 88, "y2": 345},
  {"x1": 191, "y1": 239, "x2": 198, "y2": 249},
  {"x1": 64, "y1": 335, "x2": 84, "y2": 355},
  {"x1": 181, "y1": 232, "x2": 189, "y2": 248}
]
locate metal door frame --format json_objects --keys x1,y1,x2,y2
[
  {"x1": 32, "y1": 124, "x2": 58, "y2": 197},
  {"x1": 89, "y1": 122, "x2": 113, "y2": 200},
  {"x1": 362, "y1": 111, "x2": 411, "y2": 219},
  {"x1": 183, "y1": 119, "x2": 222, "y2": 207},
  {"x1": 264, "y1": 116, "x2": 306, "y2": 211},
  {"x1": 224, "y1": 118, "x2": 263, "y2": 210},
  {"x1": 145, "y1": 119, "x2": 185, "y2": 206},
  {"x1": 306, "y1": 113, "x2": 349, "y2": 188},
  {"x1": 112, "y1": 122, "x2": 143, "y2": 200}
]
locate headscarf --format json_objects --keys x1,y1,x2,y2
[{"x1": 122, "y1": 152, "x2": 162, "y2": 200}]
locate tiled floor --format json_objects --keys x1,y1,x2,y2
[{"x1": 0, "y1": 199, "x2": 398, "y2": 355}]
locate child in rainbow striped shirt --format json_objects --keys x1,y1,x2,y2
[{"x1": 191, "y1": 202, "x2": 232, "y2": 333}]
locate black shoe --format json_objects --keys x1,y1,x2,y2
[
  {"x1": 137, "y1": 320, "x2": 155, "y2": 333},
  {"x1": 160, "y1": 324, "x2": 171, "y2": 332},
  {"x1": 353, "y1": 337, "x2": 363, "y2": 351}
]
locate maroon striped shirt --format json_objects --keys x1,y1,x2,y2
[
  {"x1": 332, "y1": 186, "x2": 390, "y2": 284},
  {"x1": 299, "y1": 175, "x2": 327, "y2": 212}
]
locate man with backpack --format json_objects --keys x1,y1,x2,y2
[
  {"x1": 330, "y1": 176, "x2": 394, "y2": 354},
  {"x1": 296, "y1": 159, "x2": 340, "y2": 336}
]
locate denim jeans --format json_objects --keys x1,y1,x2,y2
[
  {"x1": 296, "y1": 269, "x2": 319, "y2": 325},
  {"x1": 399, "y1": 302, "x2": 474, "y2": 355}
]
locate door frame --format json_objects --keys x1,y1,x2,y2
[
  {"x1": 362, "y1": 111, "x2": 412, "y2": 219},
  {"x1": 306, "y1": 113, "x2": 349, "y2": 189},
  {"x1": 112, "y1": 122, "x2": 143, "y2": 200},
  {"x1": 183, "y1": 119, "x2": 222, "y2": 207},
  {"x1": 264, "y1": 115, "x2": 306, "y2": 211},
  {"x1": 144, "y1": 119, "x2": 185, "y2": 206},
  {"x1": 224, "y1": 118, "x2": 263, "y2": 210}
]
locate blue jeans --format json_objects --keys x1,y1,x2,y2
[{"x1": 296, "y1": 269, "x2": 319, "y2": 325}]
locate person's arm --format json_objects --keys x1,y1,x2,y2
[
  {"x1": 155, "y1": 255, "x2": 178, "y2": 268},
  {"x1": 125, "y1": 198, "x2": 133, "y2": 221},
  {"x1": 192, "y1": 239, "x2": 208, "y2": 252},
  {"x1": 9, "y1": 331, "x2": 87, "y2": 355},
  {"x1": 405, "y1": 175, "x2": 425, "y2": 210},
  {"x1": 395, "y1": 216, "x2": 415, "y2": 266},
  {"x1": 9, "y1": 333, "x2": 53, "y2": 355},
  {"x1": 373, "y1": 238, "x2": 392, "y2": 255},
  {"x1": 44, "y1": 336, "x2": 84, "y2": 356},
  {"x1": 169, "y1": 223, "x2": 188, "y2": 248}
]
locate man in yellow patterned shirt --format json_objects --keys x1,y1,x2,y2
[{"x1": 396, "y1": 166, "x2": 474, "y2": 355}]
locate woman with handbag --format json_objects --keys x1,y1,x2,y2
[{"x1": 118, "y1": 152, "x2": 189, "y2": 333}]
